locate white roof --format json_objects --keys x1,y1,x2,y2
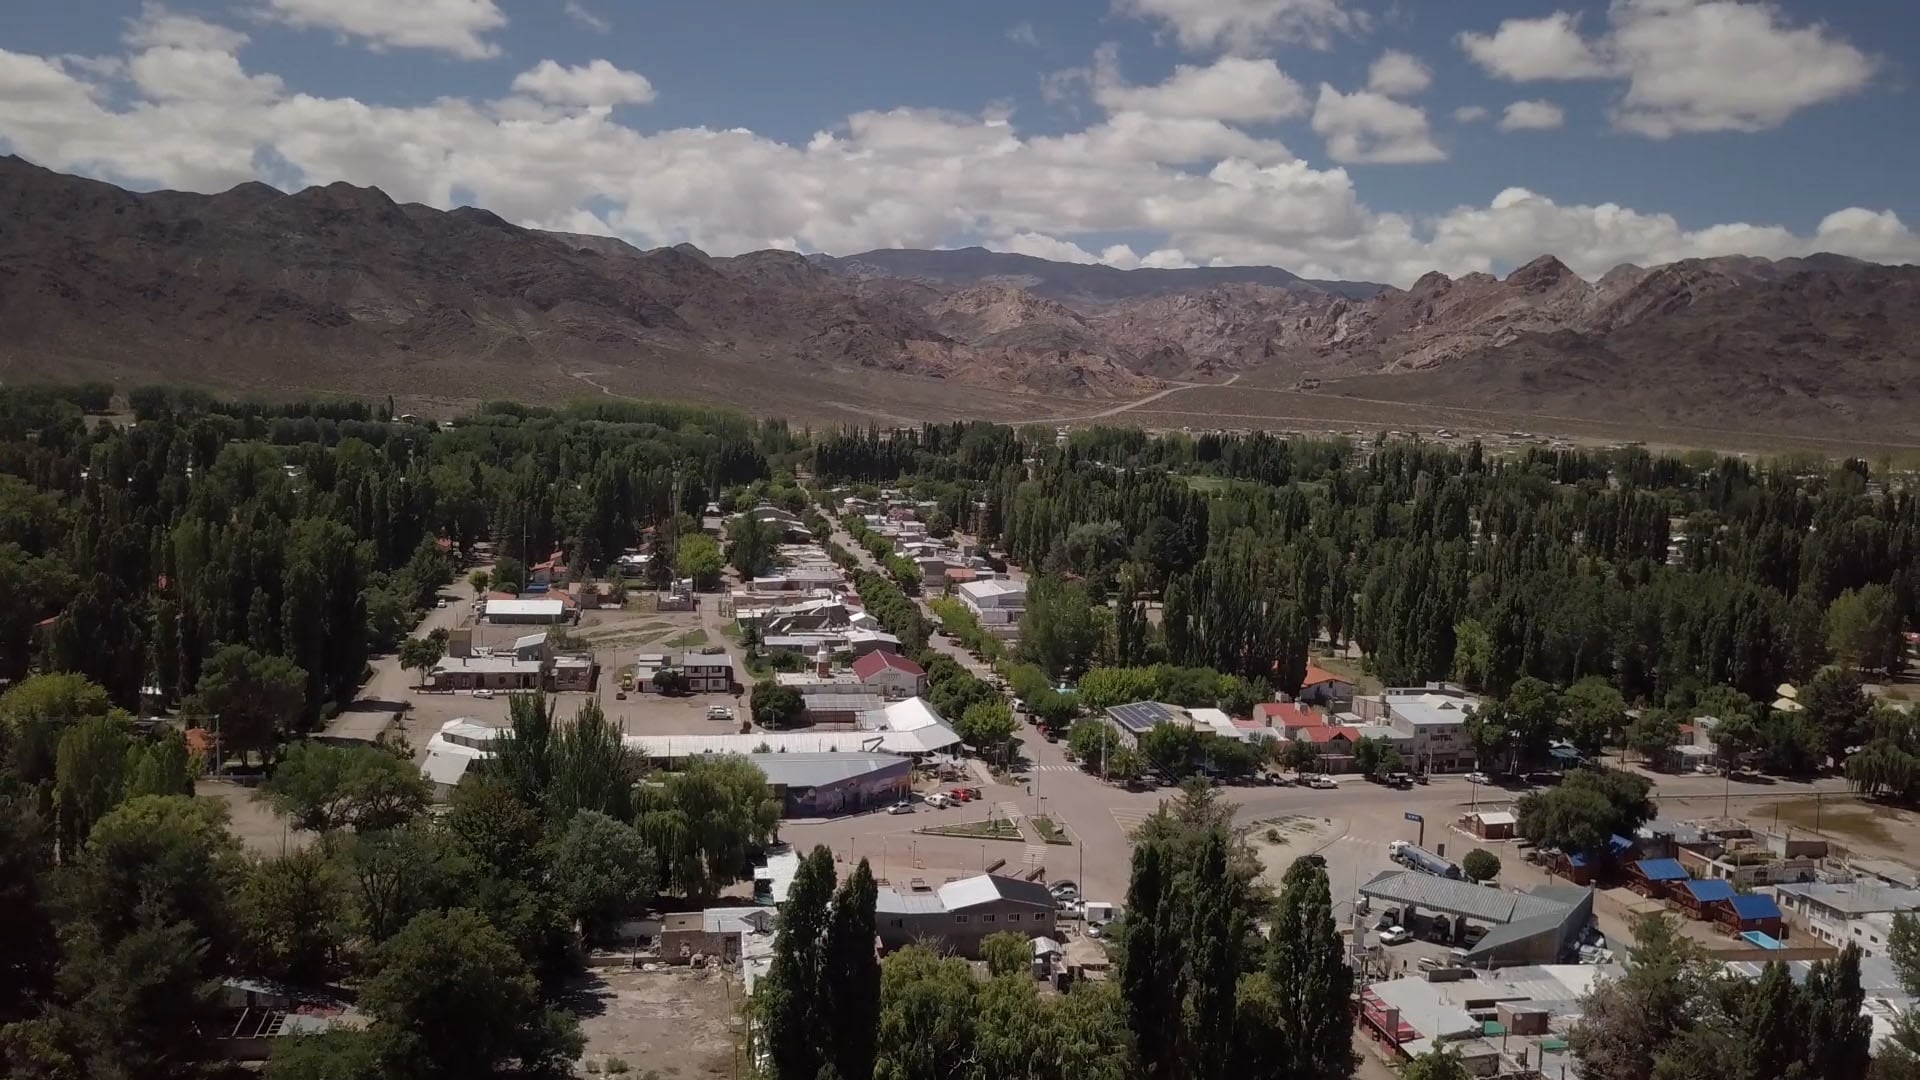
[
  {"x1": 626, "y1": 732, "x2": 892, "y2": 756},
  {"x1": 756, "y1": 850, "x2": 801, "y2": 904},
  {"x1": 421, "y1": 747, "x2": 482, "y2": 787},
  {"x1": 1384, "y1": 688, "x2": 1481, "y2": 726},
  {"x1": 433, "y1": 654, "x2": 543, "y2": 675},
  {"x1": 484, "y1": 598, "x2": 564, "y2": 617},
  {"x1": 958, "y1": 579, "x2": 1025, "y2": 601},
  {"x1": 937, "y1": 876, "x2": 1002, "y2": 910},
  {"x1": 512, "y1": 632, "x2": 549, "y2": 650},
  {"x1": 435, "y1": 718, "x2": 501, "y2": 745},
  {"x1": 1190, "y1": 708, "x2": 1241, "y2": 740},
  {"x1": 865, "y1": 697, "x2": 945, "y2": 732},
  {"x1": 1348, "y1": 723, "x2": 1407, "y2": 743},
  {"x1": 1473, "y1": 810, "x2": 1518, "y2": 827}
]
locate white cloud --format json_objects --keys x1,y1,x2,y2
[
  {"x1": 1607, "y1": 0, "x2": 1876, "y2": 138},
  {"x1": 2, "y1": 17, "x2": 1916, "y2": 290},
  {"x1": 1366, "y1": 50, "x2": 1431, "y2": 97},
  {"x1": 1310, "y1": 84, "x2": 1444, "y2": 164},
  {"x1": 562, "y1": 1, "x2": 611, "y2": 34},
  {"x1": 1007, "y1": 21, "x2": 1039, "y2": 47},
  {"x1": 125, "y1": 4, "x2": 249, "y2": 53},
  {"x1": 258, "y1": 0, "x2": 506, "y2": 60},
  {"x1": 997, "y1": 231, "x2": 1100, "y2": 263},
  {"x1": 1458, "y1": 2, "x2": 1876, "y2": 138},
  {"x1": 1095, "y1": 56, "x2": 1308, "y2": 122},
  {"x1": 1114, "y1": 0, "x2": 1360, "y2": 53},
  {"x1": 1458, "y1": 12, "x2": 1609, "y2": 80},
  {"x1": 1453, "y1": 106, "x2": 1489, "y2": 123},
  {"x1": 511, "y1": 60, "x2": 656, "y2": 107},
  {"x1": 1499, "y1": 100, "x2": 1566, "y2": 132}
]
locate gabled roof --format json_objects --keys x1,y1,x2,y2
[
  {"x1": 1302, "y1": 664, "x2": 1352, "y2": 688},
  {"x1": 1360, "y1": 870, "x2": 1584, "y2": 925},
  {"x1": 937, "y1": 874, "x2": 1055, "y2": 911},
  {"x1": 1682, "y1": 879, "x2": 1737, "y2": 903},
  {"x1": 1256, "y1": 701, "x2": 1320, "y2": 729},
  {"x1": 1634, "y1": 858, "x2": 1690, "y2": 882},
  {"x1": 1298, "y1": 724, "x2": 1361, "y2": 745},
  {"x1": 1728, "y1": 894, "x2": 1783, "y2": 920},
  {"x1": 852, "y1": 651, "x2": 924, "y2": 679}
]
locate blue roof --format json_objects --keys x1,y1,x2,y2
[
  {"x1": 1635, "y1": 858, "x2": 1689, "y2": 882},
  {"x1": 1608, "y1": 834, "x2": 1635, "y2": 854},
  {"x1": 1684, "y1": 879, "x2": 1737, "y2": 902},
  {"x1": 1567, "y1": 853, "x2": 1589, "y2": 868},
  {"x1": 1729, "y1": 894, "x2": 1782, "y2": 920}
]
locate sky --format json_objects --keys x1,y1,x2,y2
[{"x1": 1, "y1": 0, "x2": 1915, "y2": 286}]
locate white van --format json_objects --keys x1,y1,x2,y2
[{"x1": 1082, "y1": 901, "x2": 1119, "y2": 926}]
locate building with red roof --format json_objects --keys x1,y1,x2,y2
[
  {"x1": 1297, "y1": 663, "x2": 1356, "y2": 707},
  {"x1": 1255, "y1": 701, "x2": 1323, "y2": 737},
  {"x1": 851, "y1": 651, "x2": 927, "y2": 698}
]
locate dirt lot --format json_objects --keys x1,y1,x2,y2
[
  {"x1": 570, "y1": 966, "x2": 744, "y2": 1079},
  {"x1": 197, "y1": 777, "x2": 309, "y2": 856}
]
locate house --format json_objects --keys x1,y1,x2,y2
[
  {"x1": 852, "y1": 651, "x2": 928, "y2": 698},
  {"x1": 1103, "y1": 701, "x2": 1185, "y2": 748},
  {"x1": 511, "y1": 632, "x2": 551, "y2": 662},
  {"x1": 1297, "y1": 664, "x2": 1356, "y2": 707},
  {"x1": 1254, "y1": 701, "x2": 1323, "y2": 738},
  {"x1": 874, "y1": 874, "x2": 1058, "y2": 957},
  {"x1": 1775, "y1": 881, "x2": 1920, "y2": 956},
  {"x1": 675, "y1": 651, "x2": 738, "y2": 693},
  {"x1": 1358, "y1": 871, "x2": 1594, "y2": 966},
  {"x1": 1674, "y1": 878, "x2": 1736, "y2": 919},
  {"x1": 1359, "y1": 683, "x2": 1481, "y2": 771},
  {"x1": 957, "y1": 578, "x2": 1026, "y2": 637},
  {"x1": 420, "y1": 718, "x2": 503, "y2": 799},
  {"x1": 1717, "y1": 894, "x2": 1787, "y2": 938},
  {"x1": 550, "y1": 653, "x2": 596, "y2": 692},
  {"x1": 429, "y1": 653, "x2": 544, "y2": 692},
  {"x1": 1295, "y1": 725, "x2": 1361, "y2": 770},
  {"x1": 210, "y1": 980, "x2": 364, "y2": 1061},
  {"x1": 660, "y1": 907, "x2": 776, "y2": 964},
  {"x1": 1627, "y1": 858, "x2": 1691, "y2": 899},
  {"x1": 1190, "y1": 707, "x2": 1244, "y2": 741},
  {"x1": 483, "y1": 597, "x2": 568, "y2": 625}
]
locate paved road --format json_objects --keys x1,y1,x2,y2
[{"x1": 333, "y1": 572, "x2": 479, "y2": 744}]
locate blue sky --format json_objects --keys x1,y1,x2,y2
[{"x1": 0, "y1": 0, "x2": 1914, "y2": 284}]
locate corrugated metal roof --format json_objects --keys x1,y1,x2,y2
[
  {"x1": 1360, "y1": 870, "x2": 1580, "y2": 924},
  {"x1": 1635, "y1": 858, "x2": 1690, "y2": 882},
  {"x1": 1683, "y1": 879, "x2": 1737, "y2": 903},
  {"x1": 938, "y1": 874, "x2": 1056, "y2": 910},
  {"x1": 875, "y1": 889, "x2": 946, "y2": 915},
  {"x1": 747, "y1": 752, "x2": 906, "y2": 788},
  {"x1": 1729, "y1": 894, "x2": 1782, "y2": 920}
]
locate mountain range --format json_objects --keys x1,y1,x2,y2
[{"x1": 2, "y1": 154, "x2": 1916, "y2": 441}]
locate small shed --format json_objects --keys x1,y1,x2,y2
[
  {"x1": 1717, "y1": 893, "x2": 1786, "y2": 938},
  {"x1": 1467, "y1": 810, "x2": 1517, "y2": 841},
  {"x1": 1674, "y1": 877, "x2": 1736, "y2": 918},
  {"x1": 1629, "y1": 858, "x2": 1690, "y2": 898}
]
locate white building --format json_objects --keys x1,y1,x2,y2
[
  {"x1": 1775, "y1": 881, "x2": 1920, "y2": 957},
  {"x1": 957, "y1": 578, "x2": 1026, "y2": 640},
  {"x1": 1358, "y1": 683, "x2": 1481, "y2": 771},
  {"x1": 420, "y1": 718, "x2": 502, "y2": 798},
  {"x1": 483, "y1": 597, "x2": 567, "y2": 624}
]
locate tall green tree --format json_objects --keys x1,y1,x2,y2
[
  {"x1": 184, "y1": 644, "x2": 308, "y2": 765},
  {"x1": 760, "y1": 846, "x2": 835, "y2": 1080},
  {"x1": 1267, "y1": 854, "x2": 1355, "y2": 1080},
  {"x1": 547, "y1": 810, "x2": 654, "y2": 947},
  {"x1": 821, "y1": 859, "x2": 882, "y2": 1080}
]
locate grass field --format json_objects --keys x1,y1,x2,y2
[
  {"x1": 663, "y1": 628, "x2": 709, "y2": 649},
  {"x1": 920, "y1": 818, "x2": 1025, "y2": 841}
]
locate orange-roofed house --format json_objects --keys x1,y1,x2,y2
[
  {"x1": 1295, "y1": 725, "x2": 1362, "y2": 772},
  {"x1": 1255, "y1": 701, "x2": 1325, "y2": 739},
  {"x1": 1297, "y1": 664, "x2": 1356, "y2": 708},
  {"x1": 184, "y1": 727, "x2": 221, "y2": 762}
]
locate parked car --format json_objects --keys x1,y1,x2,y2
[
  {"x1": 1308, "y1": 775, "x2": 1338, "y2": 789},
  {"x1": 472, "y1": 688, "x2": 495, "y2": 699},
  {"x1": 615, "y1": 691, "x2": 627, "y2": 700},
  {"x1": 950, "y1": 788, "x2": 975, "y2": 802},
  {"x1": 1378, "y1": 926, "x2": 1413, "y2": 946},
  {"x1": 924, "y1": 792, "x2": 955, "y2": 808},
  {"x1": 706, "y1": 705, "x2": 734, "y2": 721},
  {"x1": 1465, "y1": 771, "x2": 1492, "y2": 786},
  {"x1": 886, "y1": 801, "x2": 914, "y2": 815},
  {"x1": 962, "y1": 787, "x2": 983, "y2": 800},
  {"x1": 435, "y1": 598, "x2": 448, "y2": 609}
]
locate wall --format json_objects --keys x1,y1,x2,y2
[{"x1": 783, "y1": 758, "x2": 912, "y2": 817}]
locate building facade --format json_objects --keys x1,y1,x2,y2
[
  {"x1": 874, "y1": 875, "x2": 1058, "y2": 957},
  {"x1": 1359, "y1": 683, "x2": 1481, "y2": 771}
]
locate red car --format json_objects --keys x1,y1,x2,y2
[
  {"x1": 964, "y1": 787, "x2": 983, "y2": 800},
  {"x1": 950, "y1": 788, "x2": 973, "y2": 801}
]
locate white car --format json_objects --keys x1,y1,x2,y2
[
  {"x1": 435, "y1": 598, "x2": 448, "y2": 609},
  {"x1": 886, "y1": 801, "x2": 914, "y2": 815},
  {"x1": 1465, "y1": 771, "x2": 1492, "y2": 785},
  {"x1": 1378, "y1": 926, "x2": 1413, "y2": 946},
  {"x1": 707, "y1": 705, "x2": 735, "y2": 722},
  {"x1": 472, "y1": 688, "x2": 495, "y2": 699},
  {"x1": 1308, "y1": 775, "x2": 1339, "y2": 789},
  {"x1": 923, "y1": 792, "x2": 954, "y2": 809}
]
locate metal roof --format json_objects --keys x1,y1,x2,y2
[
  {"x1": 1382, "y1": 689, "x2": 1481, "y2": 727},
  {"x1": 1635, "y1": 858, "x2": 1690, "y2": 882},
  {"x1": 483, "y1": 598, "x2": 565, "y2": 617},
  {"x1": 803, "y1": 693, "x2": 888, "y2": 713},
  {"x1": 1360, "y1": 870, "x2": 1582, "y2": 925},
  {"x1": 1729, "y1": 894, "x2": 1783, "y2": 920},
  {"x1": 1107, "y1": 700, "x2": 1182, "y2": 734},
  {"x1": 875, "y1": 889, "x2": 946, "y2": 916},
  {"x1": 746, "y1": 752, "x2": 906, "y2": 789},
  {"x1": 1774, "y1": 881, "x2": 1920, "y2": 915},
  {"x1": 938, "y1": 874, "x2": 1056, "y2": 911},
  {"x1": 1682, "y1": 879, "x2": 1737, "y2": 903}
]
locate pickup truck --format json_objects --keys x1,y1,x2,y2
[{"x1": 706, "y1": 705, "x2": 734, "y2": 722}]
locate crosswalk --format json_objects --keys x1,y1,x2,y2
[
  {"x1": 1022, "y1": 845, "x2": 1048, "y2": 867},
  {"x1": 994, "y1": 800, "x2": 1026, "y2": 822},
  {"x1": 1026, "y1": 764, "x2": 1081, "y2": 773},
  {"x1": 1109, "y1": 808, "x2": 1152, "y2": 835}
]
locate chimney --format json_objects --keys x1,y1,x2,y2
[{"x1": 816, "y1": 643, "x2": 833, "y2": 678}]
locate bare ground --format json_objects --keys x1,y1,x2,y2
[{"x1": 570, "y1": 966, "x2": 745, "y2": 1079}]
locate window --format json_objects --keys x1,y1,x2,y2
[
  {"x1": 1007, "y1": 913, "x2": 1020, "y2": 923},
  {"x1": 982, "y1": 914, "x2": 996, "y2": 923},
  {"x1": 954, "y1": 915, "x2": 969, "y2": 923},
  {"x1": 891, "y1": 919, "x2": 903, "y2": 928}
]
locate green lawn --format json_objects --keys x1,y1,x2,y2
[
  {"x1": 919, "y1": 818, "x2": 1024, "y2": 841},
  {"x1": 1031, "y1": 817, "x2": 1072, "y2": 845},
  {"x1": 663, "y1": 628, "x2": 709, "y2": 649},
  {"x1": 719, "y1": 621, "x2": 743, "y2": 641}
]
